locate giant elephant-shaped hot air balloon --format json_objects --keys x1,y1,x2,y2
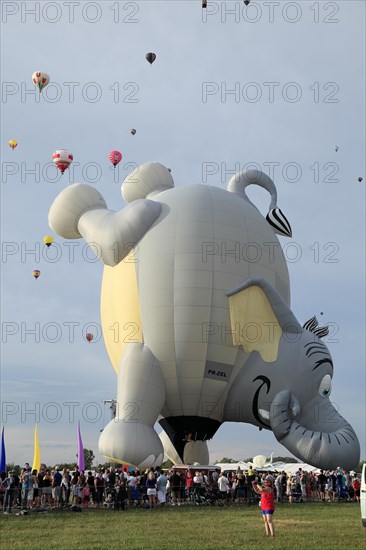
[{"x1": 48, "y1": 162, "x2": 360, "y2": 470}]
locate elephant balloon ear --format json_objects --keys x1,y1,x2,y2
[
  {"x1": 226, "y1": 277, "x2": 302, "y2": 363},
  {"x1": 266, "y1": 208, "x2": 292, "y2": 237}
]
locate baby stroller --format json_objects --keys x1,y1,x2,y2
[
  {"x1": 104, "y1": 490, "x2": 116, "y2": 509},
  {"x1": 193, "y1": 490, "x2": 209, "y2": 506},
  {"x1": 205, "y1": 487, "x2": 220, "y2": 505}
]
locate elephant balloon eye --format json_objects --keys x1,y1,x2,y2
[{"x1": 318, "y1": 374, "x2": 332, "y2": 397}]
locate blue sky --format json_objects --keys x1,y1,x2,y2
[{"x1": 1, "y1": 0, "x2": 365, "y2": 467}]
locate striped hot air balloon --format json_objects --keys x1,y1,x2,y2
[
  {"x1": 52, "y1": 149, "x2": 73, "y2": 175},
  {"x1": 109, "y1": 150, "x2": 122, "y2": 168},
  {"x1": 32, "y1": 71, "x2": 50, "y2": 92}
]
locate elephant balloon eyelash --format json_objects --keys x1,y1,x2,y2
[
  {"x1": 312, "y1": 358, "x2": 333, "y2": 371},
  {"x1": 302, "y1": 316, "x2": 329, "y2": 339},
  {"x1": 303, "y1": 315, "x2": 318, "y2": 331},
  {"x1": 313, "y1": 327, "x2": 329, "y2": 338}
]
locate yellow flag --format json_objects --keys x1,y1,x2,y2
[{"x1": 32, "y1": 424, "x2": 40, "y2": 473}]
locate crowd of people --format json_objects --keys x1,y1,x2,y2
[{"x1": 1, "y1": 463, "x2": 361, "y2": 514}]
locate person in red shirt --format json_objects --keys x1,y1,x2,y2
[
  {"x1": 352, "y1": 477, "x2": 361, "y2": 502},
  {"x1": 252, "y1": 479, "x2": 275, "y2": 538}
]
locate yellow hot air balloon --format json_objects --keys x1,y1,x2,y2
[
  {"x1": 32, "y1": 270, "x2": 41, "y2": 280},
  {"x1": 8, "y1": 140, "x2": 17, "y2": 150},
  {"x1": 43, "y1": 235, "x2": 54, "y2": 247}
]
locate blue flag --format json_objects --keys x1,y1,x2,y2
[{"x1": 0, "y1": 427, "x2": 6, "y2": 473}]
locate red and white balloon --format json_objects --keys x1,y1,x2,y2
[
  {"x1": 52, "y1": 149, "x2": 73, "y2": 175},
  {"x1": 109, "y1": 150, "x2": 122, "y2": 168},
  {"x1": 32, "y1": 71, "x2": 50, "y2": 92}
]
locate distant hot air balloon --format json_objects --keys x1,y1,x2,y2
[
  {"x1": 8, "y1": 140, "x2": 17, "y2": 150},
  {"x1": 86, "y1": 333, "x2": 93, "y2": 343},
  {"x1": 146, "y1": 52, "x2": 156, "y2": 65},
  {"x1": 52, "y1": 149, "x2": 73, "y2": 175},
  {"x1": 202, "y1": 0, "x2": 207, "y2": 8},
  {"x1": 32, "y1": 72, "x2": 50, "y2": 93},
  {"x1": 168, "y1": 168, "x2": 172, "y2": 173},
  {"x1": 109, "y1": 150, "x2": 122, "y2": 167},
  {"x1": 43, "y1": 235, "x2": 54, "y2": 247},
  {"x1": 335, "y1": 146, "x2": 339, "y2": 152},
  {"x1": 131, "y1": 129, "x2": 137, "y2": 136},
  {"x1": 253, "y1": 455, "x2": 267, "y2": 468},
  {"x1": 244, "y1": 0, "x2": 251, "y2": 5},
  {"x1": 358, "y1": 177, "x2": 363, "y2": 183},
  {"x1": 32, "y1": 270, "x2": 41, "y2": 280}
]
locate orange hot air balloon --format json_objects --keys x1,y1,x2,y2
[
  {"x1": 86, "y1": 333, "x2": 94, "y2": 343},
  {"x1": 108, "y1": 150, "x2": 122, "y2": 168},
  {"x1": 32, "y1": 270, "x2": 41, "y2": 280}
]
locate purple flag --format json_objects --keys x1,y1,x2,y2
[
  {"x1": 77, "y1": 422, "x2": 85, "y2": 471},
  {"x1": 0, "y1": 427, "x2": 6, "y2": 473}
]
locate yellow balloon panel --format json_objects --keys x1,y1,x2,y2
[{"x1": 101, "y1": 252, "x2": 143, "y2": 374}]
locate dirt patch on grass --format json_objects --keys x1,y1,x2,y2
[{"x1": 275, "y1": 519, "x2": 313, "y2": 525}]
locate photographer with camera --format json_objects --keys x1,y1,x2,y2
[{"x1": 252, "y1": 479, "x2": 276, "y2": 538}]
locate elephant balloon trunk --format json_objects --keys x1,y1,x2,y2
[{"x1": 270, "y1": 390, "x2": 360, "y2": 471}]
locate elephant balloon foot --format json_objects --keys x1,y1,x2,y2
[
  {"x1": 98, "y1": 343, "x2": 166, "y2": 468},
  {"x1": 99, "y1": 420, "x2": 164, "y2": 468},
  {"x1": 183, "y1": 441, "x2": 209, "y2": 465}
]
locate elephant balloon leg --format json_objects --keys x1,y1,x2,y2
[{"x1": 98, "y1": 343, "x2": 165, "y2": 469}]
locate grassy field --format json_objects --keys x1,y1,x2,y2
[{"x1": 1, "y1": 502, "x2": 365, "y2": 550}]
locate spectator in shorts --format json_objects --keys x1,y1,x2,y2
[
  {"x1": 42, "y1": 470, "x2": 53, "y2": 507},
  {"x1": 218, "y1": 472, "x2": 229, "y2": 505},
  {"x1": 252, "y1": 479, "x2": 275, "y2": 538},
  {"x1": 52, "y1": 467, "x2": 62, "y2": 507},
  {"x1": 146, "y1": 471, "x2": 157, "y2": 510}
]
